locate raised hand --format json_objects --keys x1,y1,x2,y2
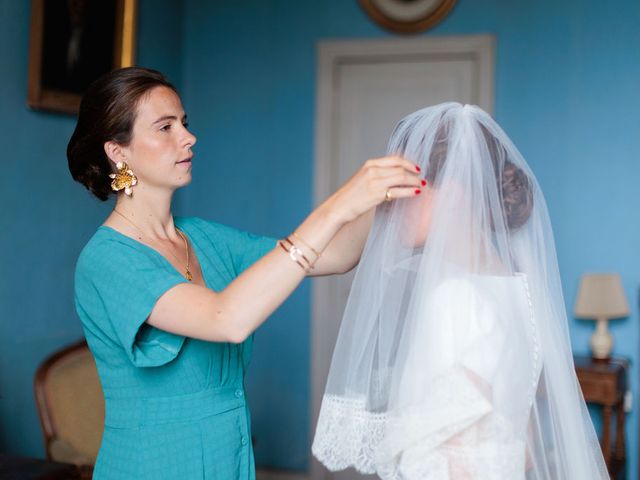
[{"x1": 326, "y1": 155, "x2": 426, "y2": 224}]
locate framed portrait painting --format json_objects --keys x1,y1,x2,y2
[{"x1": 27, "y1": 0, "x2": 137, "y2": 115}]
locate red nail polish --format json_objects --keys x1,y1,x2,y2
[
  {"x1": 421, "y1": 180, "x2": 427, "y2": 186},
  {"x1": 415, "y1": 165, "x2": 421, "y2": 172},
  {"x1": 415, "y1": 189, "x2": 421, "y2": 195}
]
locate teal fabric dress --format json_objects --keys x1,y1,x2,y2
[{"x1": 74, "y1": 216, "x2": 276, "y2": 479}]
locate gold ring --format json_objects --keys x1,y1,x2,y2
[{"x1": 385, "y1": 189, "x2": 393, "y2": 202}]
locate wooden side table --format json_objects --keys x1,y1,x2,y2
[{"x1": 574, "y1": 355, "x2": 628, "y2": 478}]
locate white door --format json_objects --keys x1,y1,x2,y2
[{"x1": 310, "y1": 35, "x2": 495, "y2": 480}]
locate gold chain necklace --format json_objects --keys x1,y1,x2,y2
[{"x1": 112, "y1": 209, "x2": 193, "y2": 281}]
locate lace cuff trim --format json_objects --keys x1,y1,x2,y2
[{"x1": 312, "y1": 395, "x2": 385, "y2": 474}]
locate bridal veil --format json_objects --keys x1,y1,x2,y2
[{"x1": 312, "y1": 103, "x2": 608, "y2": 479}]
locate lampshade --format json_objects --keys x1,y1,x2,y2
[{"x1": 574, "y1": 273, "x2": 630, "y2": 319}]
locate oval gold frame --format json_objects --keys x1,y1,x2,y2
[{"x1": 359, "y1": 0, "x2": 457, "y2": 34}]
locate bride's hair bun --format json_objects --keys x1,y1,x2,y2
[
  {"x1": 480, "y1": 124, "x2": 534, "y2": 231},
  {"x1": 500, "y1": 160, "x2": 533, "y2": 231}
]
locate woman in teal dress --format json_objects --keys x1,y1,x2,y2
[{"x1": 68, "y1": 67, "x2": 426, "y2": 479}]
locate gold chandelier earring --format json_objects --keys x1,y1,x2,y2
[{"x1": 109, "y1": 161, "x2": 138, "y2": 196}]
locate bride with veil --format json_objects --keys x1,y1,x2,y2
[{"x1": 312, "y1": 103, "x2": 609, "y2": 479}]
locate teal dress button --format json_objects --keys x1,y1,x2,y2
[
  {"x1": 241, "y1": 436, "x2": 248, "y2": 446},
  {"x1": 235, "y1": 389, "x2": 244, "y2": 398}
]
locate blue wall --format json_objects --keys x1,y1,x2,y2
[{"x1": 2, "y1": 0, "x2": 638, "y2": 477}]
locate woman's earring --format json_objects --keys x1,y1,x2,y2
[{"x1": 109, "y1": 161, "x2": 138, "y2": 196}]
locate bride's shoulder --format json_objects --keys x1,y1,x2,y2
[
  {"x1": 428, "y1": 274, "x2": 529, "y2": 318},
  {"x1": 427, "y1": 275, "x2": 511, "y2": 311},
  {"x1": 431, "y1": 276, "x2": 481, "y2": 296}
]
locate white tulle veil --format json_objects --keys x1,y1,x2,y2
[{"x1": 312, "y1": 103, "x2": 608, "y2": 479}]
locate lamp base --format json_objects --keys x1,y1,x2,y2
[{"x1": 590, "y1": 318, "x2": 613, "y2": 360}]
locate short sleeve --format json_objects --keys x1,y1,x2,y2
[
  {"x1": 75, "y1": 237, "x2": 188, "y2": 367},
  {"x1": 426, "y1": 279, "x2": 505, "y2": 382}
]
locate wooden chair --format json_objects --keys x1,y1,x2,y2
[{"x1": 34, "y1": 340, "x2": 104, "y2": 479}]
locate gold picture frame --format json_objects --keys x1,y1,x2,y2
[
  {"x1": 359, "y1": 0, "x2": 457, "y2": 34},
  {"x1": 27, "y1": 0, "x2": 137, "y2": 115}
]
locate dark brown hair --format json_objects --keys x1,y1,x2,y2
[
  {"x1": 67, "y1": 67, "x2": 177, "y2": 201},
  {"x1": 481, "y1": 125, "x2": 534, "y2": 231},
  {"x1": 498, "y1": 159, "x2": 534, "y2": 230}
]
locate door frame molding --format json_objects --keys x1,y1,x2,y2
[{"x1": 310, "y1": 35, "x2": 495, "y2": 479}]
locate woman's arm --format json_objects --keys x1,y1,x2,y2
[
  {"x1": 147, "y1": 157, "x2": 424, "y2": 343},
  {"x1": 307, "y1": 208, "x2": 375, "y2": 276}
]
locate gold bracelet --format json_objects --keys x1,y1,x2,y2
[
  {"x1": 284, "y1": 237, "x2": 316, "y2": 270},
  {"x1": 292, "y1": 232, "x2": 322, "y2": 259},
  {"x1": 278, "y1": 240, "x2": 311, "y2": 273},
  {"x1": 283, "y1": 237, "x2": 317, "y2": 271}
]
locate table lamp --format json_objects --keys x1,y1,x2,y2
[{"x1": 574, "y1": 273, "x2": 629, "y2": 360}]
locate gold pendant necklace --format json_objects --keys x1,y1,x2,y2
[
  {"x1": 112, "y1": 209, "x2": 192, "y2": 282},
  {"x1": 177, "y1": 229, "x2": 193, "y2": 281}
]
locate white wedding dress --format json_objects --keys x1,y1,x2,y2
[{"x1": 314, "y1": 271, "x2": 541, "y2": 479}]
